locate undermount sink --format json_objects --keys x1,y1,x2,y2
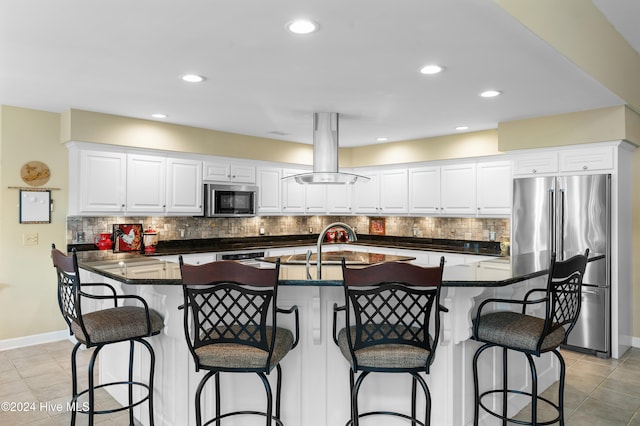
[{"x1": 262, "y1": 250, "x2": 415, "y2": 265}]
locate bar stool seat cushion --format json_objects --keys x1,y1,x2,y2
[
  {"x1": 195, "y1": 326, "x2": 294, "y2": 369},
  {"x1": 71, "y1": 306, "x2": 164, "y2": 345},
  {"x1": 337, "y1": 325, "x2": 432, "y2": 369},
  {"x1": 475, "y1": 311, "x2": 566, "y2": 353}
]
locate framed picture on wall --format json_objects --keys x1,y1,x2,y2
[{"x1": 19, "y1": 190, "x2": 51, "y2": 224}]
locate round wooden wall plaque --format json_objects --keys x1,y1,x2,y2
[{"x1": 20, "y1": 161, "x2": 51, "y2": 186}]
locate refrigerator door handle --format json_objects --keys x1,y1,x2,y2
[
  {"x1": 558, "y1": 189, "x2": 565, "y2": 260},
  {"x1": 548, "y1": 188, "x2": 555, "y2": 253}
]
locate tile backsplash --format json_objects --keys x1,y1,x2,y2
[{"x1": 67, "y1": 215, "x2": 509, "y2": 244}]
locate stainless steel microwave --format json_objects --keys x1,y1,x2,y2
[{"x1": 204, "y1": 184, "x2": 258, "y2": 217}]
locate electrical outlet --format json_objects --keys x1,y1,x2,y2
[{"x1": 23, "y1": 233, "x2": 39, "y2": 246}]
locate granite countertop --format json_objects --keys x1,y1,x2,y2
[
  {"x1": 69, "y1": 234, "x2": 505, "y2": 257},
  {"x1": 76, "y1": 248, "x2": 602, "y2": 289}
]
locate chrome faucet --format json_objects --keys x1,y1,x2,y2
[{"x1": 316, "y1": 222, "x2": 357, "y2": 279}]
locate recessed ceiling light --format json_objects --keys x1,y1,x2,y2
[
  {"x1": 287, "y1": 19, "x2": 318, "y2": 34},
  {"x1": 419, "y1": 64, "x2": 444, "y2": 75},
  {"x1": 455, "y1": 126, "x2": 469, "y2": 131},
  {"x1": 151, "y1": 113, "x2": 167, "y2": 119},
  {"x1": 181, "y1": 74, "x2": 206, "y2": 83},
  {"x1": 376, "y1": 137, "x2": 388, "y2": 142},
  {"x1": 480, "y1": 90, "x2": 502, "y2": 98}
]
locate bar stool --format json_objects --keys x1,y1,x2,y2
[
  {"x1": 332, "y1": 258, "x2": 446, "y2": 426},
  {"x1": 178, "y1": 257, "x2": 299, "y2": 426},
  {"x1": 51, "y1": 245, "x2": 164, "y2": 426},
  {"x1": 472, "y1": 250, "x2": 589, "y2": 426}
]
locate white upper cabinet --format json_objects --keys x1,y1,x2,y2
[
  {"x1": 78, "y1": 150, "x2": 127, "y2": 214},
  {"x1": 326, "y1": 184, "x2": 353, "y2": 214},
  {"x1": 281, "y1": 169, "x2": 328, "y2": 214},
  {"x1": 203, "y1": 160, "x2": 255, "y2": 184},
  {"x1": 71, "y1": 143, "x2": 204, "y2": 216},
  {"x1": 559, "y1": 146, "x2": 614, "y2": 172},
  {"x1": 166, "y1": 157, "x2": 203, "y2": 215},
  {"x1": 476, "y1": 161, "x2": 512, "y2": 216},
  {"x1": 409, "y1": 166, "x2": 441, "y2": 215},
  {"x1": 513, "y1": 151, "x2": 559, "y2": 175},
  {"x1": 282, "y1": 169, "x2": 306, "y2": 213},
  {"x1": 353, "y1": 169, "x2": 408, "y2": 214},
  {"x1": 513, "y1": 145, "x2": 615, "y2": 176},
  {"x1": 440, "y1": 163, "x2": 477, "y2": 215},
  {"x1": 353, "y1": 170, "x2": 381, "y2": 214},
  {"x1": 305, "y1": 184, "x2": 327, "y2": 214},
  {"x1": 126, "y1": 154, "x2": 167, "y2": 214},
  {"x1": 379, "y1": 169, "x2": 408, "y2": 214},
  {"x1": 256, "y1": 167, "x2": 282, "y2": 214}
]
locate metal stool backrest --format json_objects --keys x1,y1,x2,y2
[
  {"x1": 179, "y1": 257, "x2": 281, "y2": 371},
  {"x1": 540, "y1": 249, "x2": 590, "y2": 345},
  {"x1": 341, "y1": 258, "x2": 445, "y2": 372},
  {"x1": 51, "y1": 245, "x2": 86, "y2": 339}
]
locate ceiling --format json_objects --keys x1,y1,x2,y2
[{"x1": 0, "y1": 1, "x2": 635, "y2": 147}]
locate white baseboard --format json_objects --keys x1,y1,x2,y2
[
  {"x1": 0, "y1": 330, "x2": 71, "y2": 351},
  {"x1": 632, "y1": 336, "x2": 640, "y2": 349}
]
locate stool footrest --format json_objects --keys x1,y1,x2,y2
[
  {"x1": 478, "y1": 388, "x2": 560, "y2": 426},
  {"x1": 347, "y1": 410, "x2": 427, "y2": 426},
  {"x1": 203, "y1": 410, "x2": 283, "y2": 426},
  {"x1": 73, "y1": 380, "x2": 151, "y2": 416}
]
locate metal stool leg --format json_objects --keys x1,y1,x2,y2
[
  {"x1": 70, "y1": 342, "x2": 82, "y2": 426},
  {"x1": 553, "y1": 349, "x2": 566, "y2": 426},
  {"x1": 87, "y1": 345, "x2": 103, "y2": 426},
  {"x1": 472, "y1": 343, "x2": 492, "y2": 426},
  {"x1": 128, "y1": 341, "x2": 135, "y2": 426},
  {"x1": 275, "y1": 363, "x2": 283, "y2": 420},
  {"x1": 195, "y1": 370, "x2": 216, "y2": 426},
  {"x1": 502, "y1": 347, "x2": 508, "y2": 426}
]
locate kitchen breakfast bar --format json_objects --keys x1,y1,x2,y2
[{"x1": 74, "y1": 247, "x2": 575, "y2": 426}]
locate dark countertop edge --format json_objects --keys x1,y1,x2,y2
[
  {"x1": 79, "y1": 263, "x2": 538, "y2": 288},
  {"x1": 69, "y1": 234, "x2": 505, "y2": 258}
]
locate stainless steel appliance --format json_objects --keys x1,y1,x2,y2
[
  {"x1": 512, "y1": 174, "x2": 611, "y2": 357},
  {"x1": 204, "y1": 183, "x2": 258, "y2": 217}
]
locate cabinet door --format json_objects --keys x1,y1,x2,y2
[
  {"x1": 166, "y1": 157, "x2": 203, "y2": 215},
  {"x1": 513, "y1": 152, "x2": 558, "y2": 175},
  {"x1": 353, "y1": 171, "x2": 380, "y2": 214},
  {"x1": 559, "y1": 146, "x2": 613, "y2": 172},
  {"x1": 326, "y1": 185, "x2": 353, "y2": 214},
  {"x1": 476, "y1": 161, "x2": 512, "y2": 216},
  {"x1": 203, "y1": 161, "x2": 230, "y2": 182},
  {"x1": 409, "y1": 166, "x2": 441, "y2": 215},
  {"x1": 282, "y1": 169, "x2": 306, "y2": 213},
  {"x1": 305, "y1": 184, "x2": 327, "y2": 214},
  {"x1": 379, "y1": 169, "x2": 408, "y2": 214},
  {"x1": 79, "y1": 150, "x2": 127, "y2": 213},
  {"x1": 230, "y1": 164, "x2": 256, "y2": 183},
  {"x1": 126, "y1": 154, "x2": 166, "y2": 214},
  {"x1": 440, "y1": 163, "x2": 476, "y2": 215},
  {"x1": 257, "y1": 167, "x2": 282, "y2": 214}
]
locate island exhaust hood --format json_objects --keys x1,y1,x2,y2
[{"x1": 284, "y1": 112, "x2": 369, "y2": 184}]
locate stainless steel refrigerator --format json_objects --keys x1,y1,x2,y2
[{"x1": 512, "y1": 174, "x2": 610, "y2": 357}]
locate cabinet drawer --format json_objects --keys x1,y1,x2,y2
[
  {"x1": 559, "y1": 146, "x2": 613, "y2": 172},
  {"x1": 513, "y1": 152, "x2": 558, "y2": 175}
]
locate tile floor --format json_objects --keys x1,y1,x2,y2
[
  {"x1": 0, "y1": 339, "x2": 639, "y2": 425},
  {"x1": 0, "y1": 339, "x2": 133, "y2": 425}
]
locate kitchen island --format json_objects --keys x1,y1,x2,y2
[{"x1": 75, "y1": 248, "x2": 563, "y2": 426}]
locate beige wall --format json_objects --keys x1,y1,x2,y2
[{"x1": 0, "y1": 106, "x2": 68, "y2": 340}]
